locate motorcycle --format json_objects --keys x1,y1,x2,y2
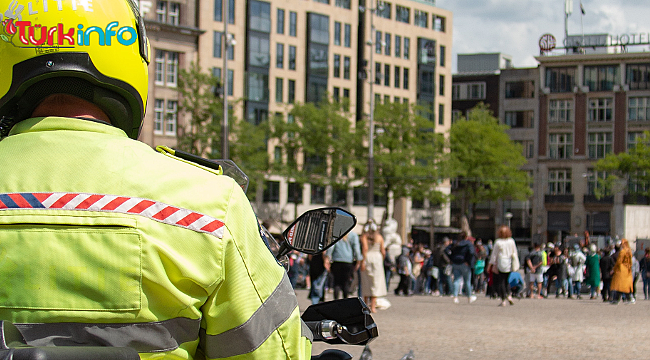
[{"x1": 0, "y1": 207, "x2": 378, "y2": 360}]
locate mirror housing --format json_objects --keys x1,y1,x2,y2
[{"x1": 279, "y1": 208, "x2": 356, "y2": 258}]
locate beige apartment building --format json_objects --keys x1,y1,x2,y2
[{"x1": 138, "y1": 0, "x2": 453, "y2": 238}]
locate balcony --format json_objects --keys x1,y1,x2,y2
[
  {"x1": 545, "y1": 194, "x2": 574, "y2": 204},
  {"x1": 624, "y1": 194, "x2": 650, "y2": 205},
  {"x1": 584, "y1": 195, "x2": 614, "y2": 204}
]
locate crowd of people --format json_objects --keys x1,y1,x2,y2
[{"x1": 287, "y1": 220, "x2": 650, "y2": 308}]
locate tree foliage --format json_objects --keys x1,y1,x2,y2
[
  {"x1": 176, "y1": 62, "x2": 222, "y2": 158},
  {"x1": 449, "y1": 103, "x2": 532, "y2": 223},
  {"x1": 270, "y1": 97, "x2": 360, "y2": 215},
  {"x1": 594, "y1": 131, "x2": 650, "y2": 198},
  {"x1": 357, "y1": 101, "x2": 449, "y2": 220},
  {"x1": 176, "y1": 62, "x2": 268, "y2": 199}
]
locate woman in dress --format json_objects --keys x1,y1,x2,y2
[
  {"x1": 360, "y1": 220, "x2": 387, "y2": 313},
  {"x1": 585, "y1": 244, "x2": 601, "y2": 299},
  {"x1": 487, "y1": 225, "x2": 519, "y2": 306},
  {"x1": 610, "y1": 238, "x2": 634, "y2": 304}
]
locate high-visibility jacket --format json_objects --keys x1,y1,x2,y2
[{"x1": 0, "y1": 117, "x2": 312, "y2": 359}]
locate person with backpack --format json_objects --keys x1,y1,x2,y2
[
  {"x1": 394, "y1": 246, "x2": 413, "y2": 296},
  {"x1": 448, "y1": 231, "x2": 477, "y2": 304},
  {"x1": 527, "y1": 243, "x2": 544, "y2": 299}
]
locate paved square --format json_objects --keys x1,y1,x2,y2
[{"x1": 298, "y1": 288, "x2": 650, "y2": 360}]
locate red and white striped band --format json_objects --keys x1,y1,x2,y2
[{"x1": 0, "y1": 192, "x2": 225, "y2": 239}]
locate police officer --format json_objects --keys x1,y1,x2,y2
[{"x1": 0, "y1": 1, "x2": 310, "y2": 359}]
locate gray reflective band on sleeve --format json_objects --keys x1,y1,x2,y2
[
  {"x1": 301, "y1": 319, "x2": 314, "y2": 343},
  {"x1": 199, "y1": 274, "x2": 299, "y2": 359},
  {"x1": 15, "y1": 317, "x2": 201, "y2": 353}
]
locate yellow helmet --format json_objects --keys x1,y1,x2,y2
[{"x1": 0, "y1": 0, "x2": 150, "y2": 139}]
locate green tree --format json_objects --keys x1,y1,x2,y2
[
  {"x1": 270, "y1": 97, "x2": 360, "y2": 218},
  {"x1": 449, "y1": 103, "x2": 532, "y2": 226},
  {"x1": 357, "y1": 101, "x2": 449, "y2": 223},
  {"x1": 176, "y1": 62, "x2": 222, "y2": 157},
  {"x1": 176, "y1": 62, "x2": 269, "y2": 199},
  {"x1": 594, "y1": 131, "x2": 650, "y2": 199}
]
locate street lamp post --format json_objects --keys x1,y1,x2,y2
[
  {"x1": 222, "y1": 0, "x2": 230, "y2": 159},
  {"x1": 365, "y1": 0, "x2": 382, "y2": 222}
]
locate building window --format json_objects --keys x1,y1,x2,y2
[
  {"x1": 343, "y1": 56, "x2": 351, "y2": 79},
  {"x1": 549, "y1": 99, "x2": 573, "y2": 122},
  {"x1": 289, "y1": 11, "x2": 297, "y2": 37},
  {"x1": 404, "y1": 37, "x2": 410, "y2": 60},
  {"x1": 504, "y1": 111, "x2": 534, "y2": 128},
  {"x1": 343, "y1": 88, "x2": 350, "y2": 110},
  {"x1": 274, "y1": 145, "x2": 282, "y2": 162},
  {"x1": 438, "y1": 104, "x2": 444, "y2": 126},
  {"x1": 165, "y1": 100, "x2": 177, "y2": 135},
  {"x1": 439, "y1": 45, "x2": 445, "y2": 67},
  {"x1": 395, "y1": 35, "x2": 401, "y2": 58},
  {"x1": 277, "y1": 8, "x2": 284, "y2": 34},
  {"x1": 505, "y1": 81, "x2": 535, "y2": 98},
  {"x1": 548, "y1": 169, "x2": 572, "y2": 195},
  {"x1": 288, "y1": 183, "x2": 303, "y2": 204},
  {"x1": 434, "y1": 15, "x2": 445, "y2": 32},
  {"x1": 275, "y1": 78, "x2": 283, "y2": 103},
  {"x1": 263, "y1": 181, "x2": 280, "y2": 203},
  {"x1": 628, "y1": 171, "x2": 650, "y2": 195},
  {"x1": 396, "y1": 5, "x2": 409, "y2": 23},
  {"x1": 247, "y1": 72, "x2": 269, "y2": 102},
  {"x1": 452, "y1": 110, "x2": 462, "y2": 123},
  {"x1": 335, "y1": 0, "x2": 351, "y2": 9},
  {"x1": 248, "y1": 34, "x2": 270, "y2": 67},
  {"x1": 588, "y1": 98, "x2": 613, "y2": 122},
  {"x1": 334, "y1": 21, "x2": 341, "y2": 46},
  {"x1": 586, "y1": 170, "x2": 609, "y2": 196},
  {"x1": 333, "y1": 87, "x2": 340, "y2": 102},
  {"x1": 548, "y1": 133, "x2": 573, "y2": 159},
  {"x1": 375, "y1": 31, "x2": 382, "y2": 54},
  {"x1": 588, "y1": 132, "x2": 613, "y2": 159},
  {"x1": 384, "y1": 64, "x2": 390, "y2": 86},
  {"x1": 420, "y1": 70, "x2": 434, "y2": 95},
  {"x1": 311, "y1": 185, "x2": 326, "y2": 204},
  {"x1": 403, "y1": 68, "x2": 409, "y2": 90},
  {"x1": 384, "y1": 33, "x2": 391, "y2": 56},
  {"x1": 469, "y1": 83, "x2": 485, "y2": 99},
  {"x1": 628, "y1": 131, "x2": 646, "y2": 151},
  {"x1": 394, "y1": 66, "x2": 400, "y2": 88},
  {"x1": 289, "y1": 45, "x2": 296, "y2": 70},
  {"x1": 314, "y1": 0, "x2": 329, "y2": 4},
  {"x1": 626, "y1": 63, "x2": 650, "y2": 90},
  {"x1": 546, "y1": 67, "x2": 576, "y2": 93},
  {"x1": 375, "y1": 62, "x2": 381, "y2": 85},
  {"x1": 227, "y1": 69, "x2": 234, "y2": 96},
  {"x1": 288, "y1": 79, "x2": 295, "y2": 103},
  {"x1": 154, "y1": 99, "x2": 164, "y2": 134},
  {"x1": 157, "y1": 1, "x2": 180, "y2": 26},
  {"x1": 227, "y1": 0, "x2": 234, "y2": 24},
  {"x1": 584, "y1": 65, "x2": 619, "y2": 92},
  {"x1": 377, "y1": 1, "x2": 391, "y2": 19},
  {"x1": 155, "y1": 50, "x2": 179, "y2": 87},
  {"x1": 214, "y1": 0, "x2": 222, "y2": 21},
  {"x1": 333, "y1": 54, "x2": 341, "y2": 78},
  {"x1": 628, "y1": 96, "x2": 650, "y2": 121},
  {"x1": 344, "y1": 24, "x2": 351, "y2": 47},
  {"x1": 213, "y1": 31, "x2": 222, "y2": 58},
  {"x1": 353, "y1": 186, "x2": 368, "y2": 206},
  {"x1": 414, "y1": 10, "x2": 428, "y2": 28},
  {"x1": 439, "y1": 74, "x2": 445, "y2": 96},
  {"x1": 249, "y1": 1, "x2": 271, "y2": 32},
  {"x1": 516, "y1": 140, "x2": 535, "y2": 159},
  {"x1": 276, "y1": 43, "x2": 284, "y2": 68}
]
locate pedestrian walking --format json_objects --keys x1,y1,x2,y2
[
  {"x1": 585, "y1": 244, "x2": 601, "y2": 299},
  {"x1": 640, "y1": 248, "x2": 650, "y2": 300},
  {"x1": 610, "y1": 239, "x2": 634, "y2": 304},
  {"x1": 487, "y1": 225, "x2": 519, "y2": 306}
]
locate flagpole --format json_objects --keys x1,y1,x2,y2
[{"x1": 580, "y1": 1, "x2": 585, "y2": 53}]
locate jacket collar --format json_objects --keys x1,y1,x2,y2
[{"x1": 9, "y1": 117, "x2": 128, "y2": 138}]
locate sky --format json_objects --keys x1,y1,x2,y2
[{"x1": 436, "y1": 0, "x2": 650, "y2": 72}]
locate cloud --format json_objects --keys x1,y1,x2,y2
[{"x1": 438, "y1": 0, "x2": 650, "y2": 72}]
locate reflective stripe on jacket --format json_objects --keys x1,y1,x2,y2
[{"x1": 0, "y1": 117, "x2": 311, "y2": 359}]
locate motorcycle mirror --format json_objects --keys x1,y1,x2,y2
[{"x1": 278, "y1": 208, "x2": 356, "y2": 258}]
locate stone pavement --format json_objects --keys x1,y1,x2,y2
[{"x1": 296, "y1": 287, "x2": 650, "y2": 360}]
